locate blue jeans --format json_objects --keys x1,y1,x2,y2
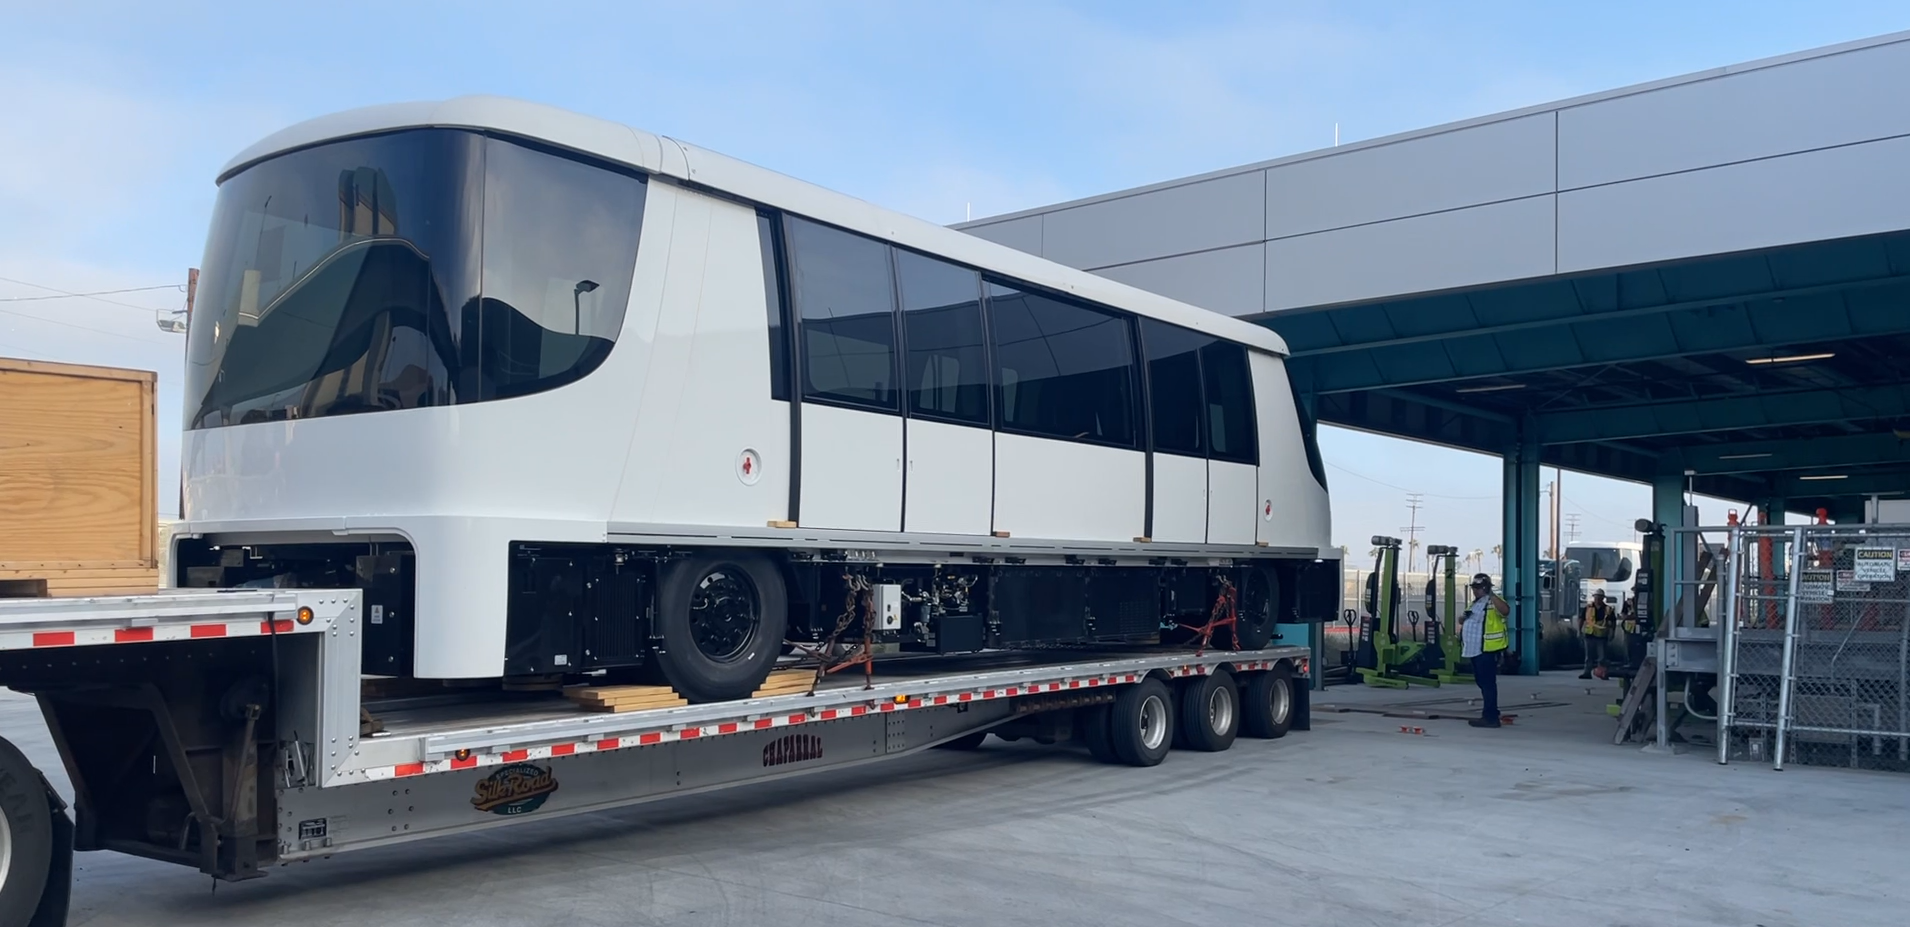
[{"x1": 1471, "y1": 653, "x2": 1499, "y2": 722}]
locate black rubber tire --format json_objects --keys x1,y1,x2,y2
[
  {"x1": 1178, "y1": 669, "x2": 1239, "y2": 752},
  {"x1": 935, "y1": 731, "x2": 989, "y2": 751},
  {"x1": 1229, "y1": 568, "x2": 1278, "y2": 651},
  {"x1": 652, "y1": 552, "x2": 786, "y2": 703},
  {"x1": 1109, "y1": 678, "x2": 1175, "y2": 767},
  {"x1": 1082, "y1": 703, "x2": 1118, "y2": 764},
  {"x1": 0, "y1": 738, "x2": 52, "y2": 927},
  {"x1": 1241, "y1": 664, "x2": 1296, "y2": 739}
]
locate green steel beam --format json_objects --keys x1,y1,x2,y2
[
  {"x1": 1283, "y1": 274, "x2": 1908, "y2": 358},
  {"x1": 1535, "y1": 383, "x2": 1910, "y2": 445},
  {"x1": 1770, "y1": 470, "x2": 1910, "y2": 500},
  {"x1": 1283, "y1": 280, "x2": 1910, "y2": 395},
  {"x1": 1661, "y1": 432, "x2": 1910, "y2": 475}
]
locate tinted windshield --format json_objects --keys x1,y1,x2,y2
[
  {"x1": 1566, "y1": 546, "x2": 1628, "y2": 582},
  {"x1": 187, "y1": 129, "x2": 645, "y2": 428}
]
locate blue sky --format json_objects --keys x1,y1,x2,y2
[{"x1": 4, "y1": 1, "x2": 1905, "y2": 554}]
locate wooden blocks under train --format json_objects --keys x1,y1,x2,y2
[{"x1": 564, "y1": 684, "x2": 689, "y2": 713}]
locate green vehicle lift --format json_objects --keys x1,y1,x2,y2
[
  {"x1": 1355, "y1": 536, "x2": 1440, "y2": 688},
  {"x1": 1424, "y1": 545, "x2": 1473, "y2": 686}
]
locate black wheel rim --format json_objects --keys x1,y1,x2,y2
[
  {"x1": 1240, "y1": 572, "x2": 1275, "y2": 641},
  {"x1": 689, "y1": 567, "x2": 760, "y2": 662}
]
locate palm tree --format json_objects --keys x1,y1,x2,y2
[
  {"x1": 1491, "y1": 544, "x2": 1504, "y2": 568},
  {"x1": 1468, "y1": 549, "x2": 1485, "y2": 572}
]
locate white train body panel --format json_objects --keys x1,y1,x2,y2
[
  {"x1": 799, "y1": 403, "x2": 904, "y2": 531},
  {"x1": 992, "y1": 434, "x2": 1147, "y2": 543},
  {"x1": 1151, "y1": 453, "x2": 1208, "y2": 543},
  {"x1": 612, "y1": 186, "x2": 792, "y2": 530},
  {"x1": 179, "y1": 97, "x2": 1333, "y2": 679},
  {"x1": 904, "y1": 419, "x2": 994, "y2": 535},
  {"x1": 1207, "y1": 460, "x2": 1260, "y2": 546},
  {"x1": 1250, "y1": 351, "x2": 1332, "y2": 550}
]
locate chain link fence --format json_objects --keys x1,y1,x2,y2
[{"x1": 1719, "y1": 525, "x2": 1910, "y2": 771}]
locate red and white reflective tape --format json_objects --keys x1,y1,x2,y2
[
  {"x1": 0, "y1": 618, "x2": 310, "y2": 653},
  {"x1": 355, "y1": 657, "x2": 1299, "y2": 783}
]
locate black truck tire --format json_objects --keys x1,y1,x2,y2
[
  {"x1": 935, "y1": 731, "x2": 988, "y2": 751},
  {"x1": 1178, "y1": 669, "x2": 1239, "y2": 752},
  {"x1": 653, "y1": 552, "x2": 787, "y2": 703},
  {"x1": 1109, "y1": 678, "x2": 1175, "y2": 767},
  {"x1": 1082, "y1": 703, "x2": 1118, "y2": 764},
  {"x1": 1241, "y1": 664, "x2": 1296, "y2": 739},
  {"x1": 1229, "y1": 568, "x2": 1279, "y2": 651},
  {"x1": 0, "y1": 738, "x2": 51, "y2": 927}
]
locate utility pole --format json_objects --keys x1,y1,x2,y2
[
  {"x1": 1565, "y1": 513, "x2": 1582, "y2": 545},
  {"x1": 1400, "y1": 493, "x2": 1425, "y2": 573},
  {"x1": 1551, "y1": 469, "x2": 1563, "y2": 562}
]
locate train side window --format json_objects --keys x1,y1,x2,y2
[
  {"x1": 1140, "y1": 318, "x2": 1209, "y2": 456},
  {"x1": 785, "y1": 216, "x2": 898, "y2": 411},
  {"x1": 896, "y1": 249, "x2": 988, "y2": 426},
  {"x1": 1200, "y1": 340, "x2": 1257, "y2": 465},
  {"x1": 987, "y1": 282, "x2": 1138, "y2": 448}
]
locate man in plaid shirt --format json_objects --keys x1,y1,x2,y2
[{"x1": 1462, "y1": 573, "x2": 1511, "y2": 728}]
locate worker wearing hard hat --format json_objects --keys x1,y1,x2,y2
[
  {"x1": 1579, "y1": 589, "x2": 1616, "y2": 679},
  {"x1": 1462, "y1": 573, "x2": 1511, "y2": 729}
]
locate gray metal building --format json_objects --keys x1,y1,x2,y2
[{"x1": 958, "y1": 30, "x2": 1910, "y2": 673}]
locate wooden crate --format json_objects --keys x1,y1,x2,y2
[{"x1": 0, "y1": 358, "x2": 158, "y2": 597}]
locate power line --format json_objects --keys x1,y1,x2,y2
[
  {"x1": 1324, "y1": 460, "x2": 1496, "y2": 501},
  {"x1": 0, "y1": 306, "x2": 174, "y2": 346},
  {"x1": 0, "y1": 275, "x2": 181, "y2": 313},
  {"x1": 0, "y1": 283, "x2": 181, "y2": 302}
]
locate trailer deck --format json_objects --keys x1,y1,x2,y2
[{"x1": 0, "y1": 588, "x2": 1310, "y2": 926}]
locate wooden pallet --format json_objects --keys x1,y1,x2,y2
[
  {"x1": 752, "y1": 671, "x2": 815, "y2": 699},
  {"x1": 563, "y1": 685, "x2": 687, "y2": 713}
]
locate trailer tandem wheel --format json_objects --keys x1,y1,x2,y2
[
  {"x1": 1241, "y1": 663, "x2": 1296, "y2": 739},
  {"x1": 1178, "y1": 669, "x2": 1239, "y2": 752},
  {"x1": 1109, "y1": 678, "x2": 1175, "y2": 766}
]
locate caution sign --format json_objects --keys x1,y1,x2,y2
[
  {"x1": 1798, "y1": 569, "x2": 1834, "y2": 602},
  {"x1": 1854, "y1": 547, "x2": 1897, "y2": 583}
]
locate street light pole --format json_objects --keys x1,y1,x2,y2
[{"x1": 572, "y1": 279, "x2": 600, "y2": 334}]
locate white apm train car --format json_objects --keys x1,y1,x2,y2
[{"x1": 173, "y1": 97, "x2": 1336, "y2": 703}]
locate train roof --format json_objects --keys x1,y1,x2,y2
[{"x1": 219, "y1": 96, "x2": 1289, "y2": 356}]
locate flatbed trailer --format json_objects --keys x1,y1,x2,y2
[{"x1": 0, "y1": 589, "x2": 1309, "y2": 926}]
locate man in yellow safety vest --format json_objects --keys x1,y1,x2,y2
[
  {"x1": 1579, "y1": 589, "x2": 1615, "y2": 679},
  {"x1": 1462, "y1": 573, "x2": 1510, "y2": 728}
]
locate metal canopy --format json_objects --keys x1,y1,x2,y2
[{"x1": 1273, "y1": 230, "x2": 1910, "y2": 519}]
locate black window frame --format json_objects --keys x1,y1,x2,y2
[
  {"x1": 895, "y1": 245, "x2": 992, "y2": 429},
  {"x1": 1138, "y1": 317, "x2": 1212, "y2": 459},
  {"x1": 983, "y1": 276, "x2": 1143, "y2": 451},
  {"x1": 1198, "y1": 339, "x2": 1259, "y2": 466},
  {"x1": 758, "y1": 210, "x2": 792, "y2": 402},
  {"x1": 760, "y1": 207, "x2": 1268, "y2": 473},
  {"x1": 781, "y1": 214, "x2": 902, "y2": 414},
  {"x1": 1291, "y1": 383, "x2": 1329, "y2": 490}
]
